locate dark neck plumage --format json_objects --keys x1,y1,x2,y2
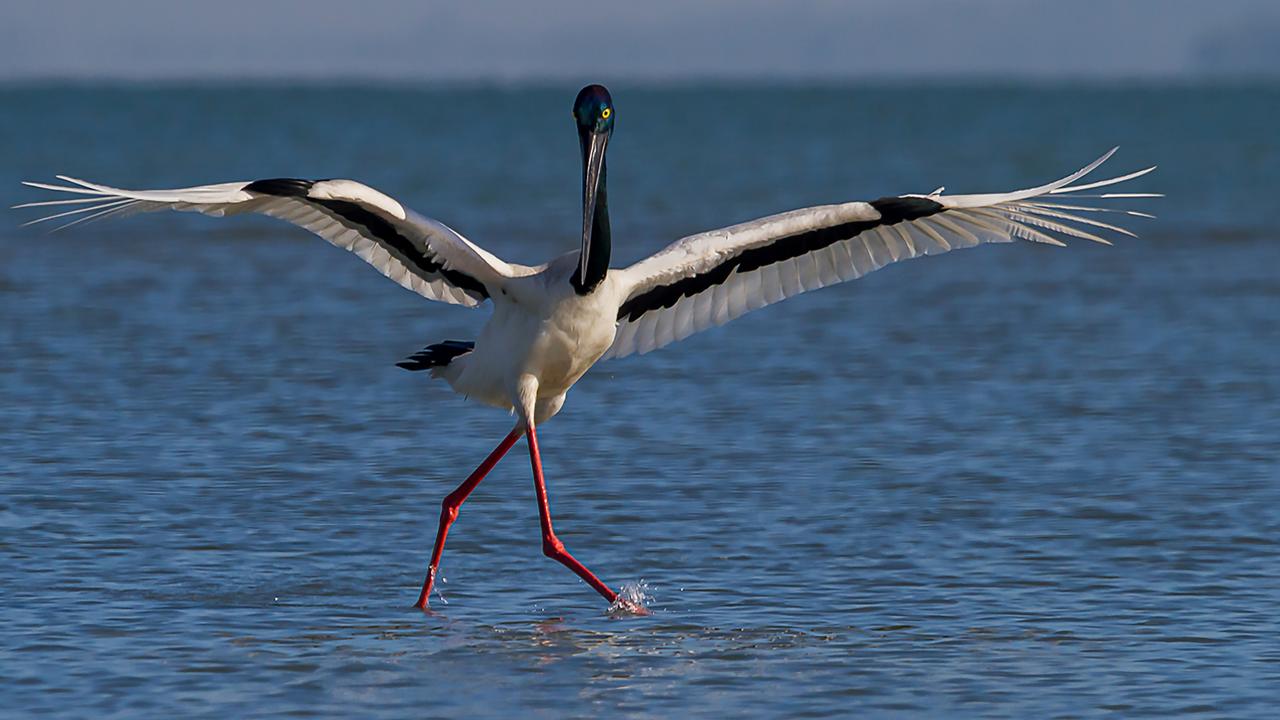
[{"x1": 571, "y1": 162, "x2": 611, "y2": 295}]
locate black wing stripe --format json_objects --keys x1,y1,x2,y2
[
  {"x1": 246, "y1": 178, "x2": 490, "y2": 300},
  {"x1": 396, "y1": 339, "x2": 475, "y2": 372},
  {"x1": 617, "y1": 196, "x2": 943, "y2": 323},
  {"x1": 311, "y1": 199, "x2": 490, "y2": 298},
  {"x1": 243, "y1": 178, "x2": 316, "y2": 197}
]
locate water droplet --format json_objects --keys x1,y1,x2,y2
[{"x1": 608, "y1": 579, "x2": 654, "y2": 617}]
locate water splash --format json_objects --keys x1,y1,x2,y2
[
  {"x1": 433, "y1": 576, "x2": 449, "y2": 606},
  {"x1": 607, "y1": 579, "x2": 653, "y2": 617}
]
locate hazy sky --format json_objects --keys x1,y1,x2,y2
[{"x1": 3, "y1": 0, "x2": 1279, "y2": 81}]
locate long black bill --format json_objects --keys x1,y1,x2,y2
[{"x1": 579, "y1": 129, "x2": 609, "y2": 284}]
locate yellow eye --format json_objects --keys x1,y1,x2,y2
[{"x1": 601, "y1": 107, "x2": 611, "y2": 119}]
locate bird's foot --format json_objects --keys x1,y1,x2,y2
[{"x1": 608, "y1": 598, "x2": 652, "y2": 617}]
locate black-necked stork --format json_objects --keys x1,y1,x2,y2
[{"x1": 17, "y1": 84, "x2": 1158, "y2": 613}]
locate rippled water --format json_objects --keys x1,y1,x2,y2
[{"x1": 2, "y1": 84, "x2": 1278, "y2": 717}]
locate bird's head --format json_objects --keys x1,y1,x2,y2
[{"x1": 573, "y1": 84, "x2": 614, "y2": 137}]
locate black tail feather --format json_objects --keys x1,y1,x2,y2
[{"x1": 396, "y1": 340, "x2": 475, "y2": 372}]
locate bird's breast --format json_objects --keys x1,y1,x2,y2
[
  {"x1": 485, "y1": 269, "x2": 617, "y2": 395},
  {"x1": 526, "y1": 288, "x2": 618, "y2": 395}
]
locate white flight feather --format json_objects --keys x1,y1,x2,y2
[
  {"x1": 604, "y1": 149, "x2": 1158, "y2": 360},
  {"x1": 17, "y1": 176, "x2": 538, "y2": 307}
]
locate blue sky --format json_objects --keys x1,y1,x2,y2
[{"x1": 3, "y1": 0, "x2": 1278, "y2": 81}]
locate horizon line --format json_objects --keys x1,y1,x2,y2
[{"x1": 3, "y1": 72, "x2": 1278, "y2": 89}]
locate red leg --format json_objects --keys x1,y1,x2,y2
[
  {"x1": 414, "y1": 426, "x2": 523, "y2": 610},
  {"x1": 525, "y1": 423, "x2": 619, "y2": 605}
]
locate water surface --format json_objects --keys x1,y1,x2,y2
[{"x1": 2, "y1": 83, "x2": 1278, "y2": 717}]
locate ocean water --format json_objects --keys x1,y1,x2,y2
[{"x1": 1, "y1": 83, "x2": 1278, "y2": 718}]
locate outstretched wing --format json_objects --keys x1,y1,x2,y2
[
  {"x1": 605, "y1": 148, "x2": 1158, "y2": 359},
  {"x1": 16, "y1": 176, "x2": 536, "y2": 307}
]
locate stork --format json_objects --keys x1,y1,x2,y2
[{"x1": 17, "y1": 84, "x2": 1158, "y2": 612}]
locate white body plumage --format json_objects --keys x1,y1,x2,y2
[{"x1": 445, "y1": 252, "x2": 625, "y2": 424}]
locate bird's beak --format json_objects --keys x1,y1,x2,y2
[{"x1": 580, "y1": 129, "x2": 609, "y2": 281}]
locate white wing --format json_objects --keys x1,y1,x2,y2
[
  {"x1": 605, "y1": 148, "x2": 1158, "y2": 359},
  {"x1": 15, "y1": 176, "x2": 537, "y2": 307}
]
